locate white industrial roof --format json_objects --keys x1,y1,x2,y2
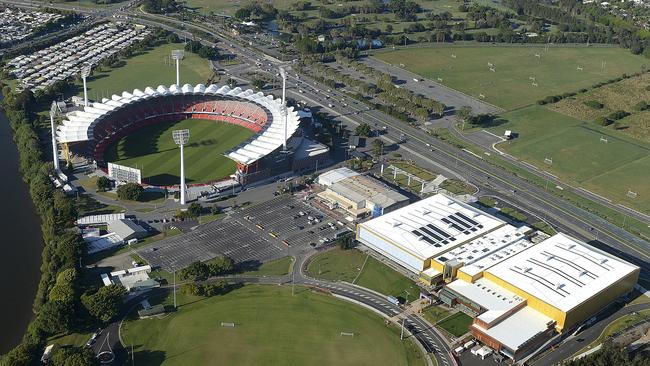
[
  {"x1": 486, "y1": 233, "x2": 639, "y2": 313},
  {"x1": 447, "y1": 278, "x2": 525, "y2": 325},
  {"x1": 317, "y1": 167, "x2": 359, "y2": 186},
  {"x1": 449, "y1": 225, "x2": 534, "y2": 277},
  {"x1": 57, "y1": 84, "x2": 301, "y2": 166},
  {"x1": 472, "y1": 306, "x2": 554, "y2": 352},
  {"x1": 359, "y1": 194, "x2": 505, "y2": 260}
]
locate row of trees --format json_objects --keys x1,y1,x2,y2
[{"x1": 180, "y1": 257, "x2": 235, "y2": 281}]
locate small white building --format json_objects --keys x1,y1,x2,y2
[{"x1": 101, "y1": 265, "x2": 158, "y2": 292}]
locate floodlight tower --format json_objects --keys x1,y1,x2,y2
[
  {"x1": 49, "y1": 101, "x2": 60, "y2": 172},
  {"x1": 279, "y1": 67, "x2": 288, "y2": 151},
  {"x1": 80, "y1": 64, "x2": 91, "y2": 107},
  {"x1": 172, "y1": 129, "x2": 190, "y2": 205},
  {"x1": 171, "y1": 49, "x2": 184, "y2": 86}
]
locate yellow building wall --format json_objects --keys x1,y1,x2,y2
[
  {"x1": 430, "y1": 260, "x2": 444, "y2": 273},
  {"x1": 563, "y1": 268, "x2": 640, "y2": 331},
  {"x1": 483, "y1": 272, "x2": 567, "y2": 331},
  {"x1": 484, "y1": 268, "x2": 639, "y2": 332},
  {"x1": 457, "y1": 269, "x2": 482, "y2": 283}
]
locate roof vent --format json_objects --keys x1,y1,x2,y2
[
  {"x1": 600, "y1": 258, "x2": 608, "y2": 264},
  {"x1": 555, "y1": 283, "x2": 565, "y2": 290},
  {"x1": 391, "y1": 220, "x2": 402, "y2": 227}
]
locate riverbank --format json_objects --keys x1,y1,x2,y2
[{"x1": 0, "y1": 108, "x2": 43, "y2": 354}]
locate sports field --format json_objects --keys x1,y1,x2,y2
[
  {"x1": 79, "y1": 43, "x2": 213, "y2": 100},
  {"x1": 373, "y1": 45, "x2": 646, "y2": 109},
  {"x1": 306, "y1": 248, "x2": 420, "y2": 301},
  {"x1": 490, "y1": 106, "x2": 650, "y2": 213},
  {"x1": 104, "y1": 119, "x2": 254, "y2": 186},
  {"x1": 122, "y1": 285, "x2": 426, "y2": 366}
]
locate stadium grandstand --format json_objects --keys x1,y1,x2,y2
[{"x1": 56, "y1": 84, "x2": 328, "y2": 185}]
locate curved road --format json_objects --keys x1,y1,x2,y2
[{"x1": 94, "y1": 250, "x2": 456, "y2": 366}]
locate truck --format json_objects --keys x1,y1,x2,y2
[{"x1": 386, "y1": 295, "x2": 400, "y2": 306}]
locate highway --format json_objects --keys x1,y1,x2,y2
[{"x1": 121, "y1": 10, "x2": 650, "y2": 279}]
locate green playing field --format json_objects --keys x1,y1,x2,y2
[{"x1": 103, "y1": 119, "x2": 254, "y2": 186}]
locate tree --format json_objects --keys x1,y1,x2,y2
[
  {"x1": 385, "y1": 24, "x2": 393, "y2": 34},
  {"x1": 372, "y1": 139, "x2": 385, "y2": 155},
  {"x1": 180, "y1": 261, "x2": 211, "y2": 280},
  {"x1": 354, "y1": 122, "x2": 372, "y2": 137},
  {"x1": 186, "y1": 202, "x2": 202, "y2": 218},
  {"x1": 81, "y1": 284, "x2": 127, "y2": 323},
  {"x1": 337, "y1": 236, "x2": 354, "y2": 250},
  {"x1": 116, "y1": 183, "x2": 144, "y2": 201},
  {"x1": 50, "y1": 346, "x2": 98, "y2": 366},
  {"x1": 251, "y1": 78, "x2": 266, "y2": 91},
  {"x1": 37, "y1": 301, "x2": 73, "y2": 334},
  {"x1": 455, "y1": 105, "x2": 472, "y2": 126},
  {"x1": 207, "y1": 256, "x2": 234, "y2": 276},
  {"x1": 234, "y1": 7, "x2": 251, "y2": 20},
  {"x1": 96, "y1": 176, "x2": 111, "y2": 191}
]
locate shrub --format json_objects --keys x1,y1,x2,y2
[
  {"x1": 595, "y1": 116, "x2": 612, "y2": 126},
  {"x1": 607, "y1": 110, "x2": 630, "y2": 121},
  {"x1": 96, "y1": 176, "x2": 111, "y2": 191},
  {"x1": 116, "y1": 182, "x2": 144, "y2": 201},
  {"x1": 583, "y1": 100, "x2": 604, "y2": 109}
]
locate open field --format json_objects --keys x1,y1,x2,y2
[
  {"x1": 373, "y1": 45, "x2": 646, "y2": 109},
  {"x1": 104, "y1": 118, "x2": 254, "y2": 186},
  {"x1": 436, "y1": 312, "x2": 473, "y2": 338},
  {"x1": 306, "y1": 248, "x2": 420, "y2": 301},
  {"x1": 122, "y1": 285, "x2": 426, "y2": 366},
  {"x1": 239, "y1": 256, "x2": 293, "y2": 276},
  {"x1": 79, "y1": 43, "x2": 212, "y2": 99},
  {"x1": 549, "y1": 73, "x2": 650, "y2": 142},
  {"x1": 490, "y1": 106, "x2": 650, "y2": 213}
]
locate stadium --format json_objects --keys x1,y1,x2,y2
[{"x1": 56, "y1": 84, "x2": 328, "y2": 186}]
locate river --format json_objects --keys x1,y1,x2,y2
[{"x1": 0, "y1": 109, "x2": 44, "y2": 354}]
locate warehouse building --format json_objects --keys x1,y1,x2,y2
[
  {"x1": 356, "y1": 194, "x2": 639, "y2": 361},
  {"x1": 317, "y1": 167, "x2": 409, "y2": 218}
]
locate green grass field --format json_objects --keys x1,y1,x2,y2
[
  {"x1": 491, "y1": 106, "x2": 650, "y2": 213},
  {"x1": 436, "y1": 312, "x2": 473, "y2": 338},
  {"x1": 122, "y1": 286, "x2": 426, "y2": 366},
  {"x1": 306, "y1": 248, "x2": 420, "y2": 301},
  {"x1": 104, "y1": 118, "x2": 254, "y2": 185},
  {"x1": 373, "y1": 45, "x2": 646, "y2": 109},
  {"x1": 80, "y1": 43, "x2": 213, "y2": 99},
  {"x1": 239, "y1": 256, "x2": 293, "y2": 276}
]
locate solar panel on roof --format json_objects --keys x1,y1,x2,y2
[
  {"x1": 455, "y1": 212, "x2": 479, "y2": 226},
  {"x1": 441, "y1": 218, "x2": 464, "y2": 232},
  {"x1": 447, "y1": 214, "x2": 472, "y2": 229},
  {"x1": 419, "y1": 227, "x2": 443, "y2": 242},
  {"x1": 427, "y1": 224, "x2": 451, "y2": 239}
]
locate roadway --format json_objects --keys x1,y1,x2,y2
[{"x1": 120, "y1": 11, "x2": 650, "y2": 279}]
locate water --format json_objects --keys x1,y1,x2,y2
[{"x1": 0, "y1": 110, "x2": 44, "y2": 354}]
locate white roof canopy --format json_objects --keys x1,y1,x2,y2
[{"x1": 57, "y1": 84, "x2": 301, "y2": 166}]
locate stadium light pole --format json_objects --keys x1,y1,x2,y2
[
  {"x1": 172, "y1": 129, "x2": 190, "y2": 205},
  {"x1": 279, "y1": 67, "x2": 288, "y2": 151},
  {"x1": 171, "y1": 50, "x2": 184, "y2": 86},
  {"x1": 49, "y1": 101, "x2": 60, "y2": 172},
  {"x1": 80, "y1": 64, "x2": 91, "y2": 107}
]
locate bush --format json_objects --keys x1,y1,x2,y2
[
  {"x1": 96, "y1": 176, "x2": 111, "y2": 191},
  {"x1": 583, "y1": 100, "x2": 604, "y2": 109},
  {"x1": 116, "y1": 182, "x2": 144, "y2": 201},
  {"x1": 595, "y1": 116, "x2": 613, "y2": 126},
  {"x1": 607, "y1": 110, "x2": 630, "y2": 121}
]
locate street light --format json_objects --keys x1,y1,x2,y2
[
  {"x1": 171, "y1": 49, "x2": 184, "y2": 85},
  {"x1": 49, "y1": 101, "x2": 60, "y2": 172},
  {"x1": 80, "y1": 63, "x2": 91, "y2": 107},
  {"x1": 172, "y1": 129, "x2": 190, "y2": 205}
]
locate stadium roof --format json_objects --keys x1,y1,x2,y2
[
  {"x1": 359, "y1": 194, "x2": 505, "y2": 260},
  {"x1": 57, "y1": 84, "x2": 301, "y2": 165},
  {"x1": 486, "y1": 233, "x2": 639, "y2": 312}
]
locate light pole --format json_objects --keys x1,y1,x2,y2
[
  {"x1": 173, "y1": 267, "x2": 177, "y2": 309},
  {"x1": 279, "y1": 67, "x2": 288, "y2": 151},
  {"x1": 400, "y1": 290, "x2": 410, "y2": 340},
  {"x1": 49, "y1": 101, "x2": 60, "y2": 172},
  {"x1": 80, "y1": 63, "x2": 91, "y2": 107},
  {"x1": 172, "y1": 129, "x2": 190, "y2": 205},
  {"x1": 171, "y1": 49, "x2": 184, "y2": 85}
]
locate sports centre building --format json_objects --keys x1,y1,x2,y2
[
  {"x1": 56, "y1": 84, "x2": 328, "y2": 185},
  {"x1": 356, "y1": 194, "x2": 639, "y2": 361}
]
